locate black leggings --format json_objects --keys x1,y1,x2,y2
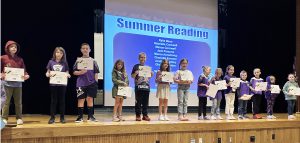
[
  {"x1": 50, "y1": 86, "x2": 66, "y2": 117},
  {"x1": 198, "y1": 96, "x2": 207, "y2": 116}
]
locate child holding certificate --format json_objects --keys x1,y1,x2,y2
[
  {"x1": 131, "y1": 52, "x2": 153, "y2": 121},
  {"x1": 112, "y1": 59, "x2": 129, "y2": 122},
  {"x1": 249, "y1": 68, "x2": 264, "y2": 119},
  {"x1": 73, "y1": 43, "x2": 100, "y2": 123},
  {"x1": 224, "y1": 65, "x2": 237, "y2": 120},
  {"x1": 237, "y1": 70, "x2": 251, "y2": 120},
  {"x1": 45, "y1": 47, "x2": 70, "y2": 124},
  {"x1": 209, "y1": 68, "x2": 224, "y2": 120},
  {"x1": 197, "y1": 66, "x2": 211, "y2": 120},
  {"x1": 155, "y1": 59, "x2": 171, "y2": 121},
  {"x1": 174, "y1": 59, "x2": 194, "y2": 121},
  {"x1": 265, "y1": 76, "x2": 279, "y2": 119},
  {"x1": 282, "y1": 74, "x2": 299, "y2": 119},
  {"x1": 1, "y1": 41, "x2": 30, "y2": 125}
]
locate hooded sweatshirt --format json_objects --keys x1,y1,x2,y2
[
  {"x1": 282, "y1": 81, "x2": 299, "y2": 100},
  {"x1": 1, "y1": 41, "x2": 28, "y2": 87},
  {"x1": 265, "y1": 76, "x2": 279, "y2": 98}
]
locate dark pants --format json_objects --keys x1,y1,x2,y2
[
  {"x1": 198, "y1": 96, "x2": 207, "y2": 116},
  {"x1": 252, "y1": 94, "x2": 261, "y2": 115},
  {"x1": 50, "y1": 86, "x2": 66, "y2": 117},
  {"x1": 238, "y1": 100, "x2": 248, "y2": 115},
  {"x1": 287, "y1": 100, "x2": 296, "y2": 115},
  {"x1": 135, "y1": 89, "x2": 150, "y2": 116},
  {"x1": 266, "y1": 94, "x2": 277, "y2": 115}
]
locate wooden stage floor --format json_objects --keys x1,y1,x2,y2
[{"x1": 2, "y1": 112, "x2": 300, "y2": 143}]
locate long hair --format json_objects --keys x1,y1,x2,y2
[
  {"x1": 179, "y1": 58, "x2": 188, "y2": 69},
  {"x1": 52, "y1": 47, "x2": 67, "y2": 63},
  {"x1": 160, "y1": 59, "x2": 170, "y2": 72},
  {"x1": 225, "y1": 65, "x2": 234, "y2": 75},
  {"x1": 113, "y1": 59, "x2": 126, "y2": 74}
]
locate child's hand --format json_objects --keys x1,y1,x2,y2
[
  {"x1": 135, "y1": 70, "x2": 139, "y2": 75},
  {"x1": 67, "y1": 73, "x2": 71, "y2": 78},
  {"x1": 187, "y1": 80, "x2": 192, "y2": 84},
  {"x1": 1, "y1": 73, "x2": 5, "y2": 79},
  {"x1": 80, "y1": 69, "x2": 87, "y2": 74},
  {"x1": 123, "y1": 82, "x2": 127, "y2": 86},
  {"x1": 205, "y1": 85, "x2": 209, "y2": 89},
  {"x1": 23, "y1": 75, "x2": 30, "y2": 80}
]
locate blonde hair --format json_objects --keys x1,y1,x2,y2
[
  {"x1": 138, "y1": 52, "x2": 146, "y2": 58},
  {"x1": 226, "y1": 65, "x2": 234, "y2": 75},
  {"x1": 253, "y1": 68, "x2": 261, "y2": 74},
  {"x1": 215, "y1": 68, "x2": 223, "y2": 75}
]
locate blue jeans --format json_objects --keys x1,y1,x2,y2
[
  {"x1": 238, "y1": 100, "x2": 248, "y2": 116},
  {"x1": 211, "y1": 98, "x2": 221, "y2": 116},
  {"x1": 287, "y1": 100, "x2": 296, "y2": 115},
  {"x1": 177, "y1": 88, "x2": 189, "y2": 115}
]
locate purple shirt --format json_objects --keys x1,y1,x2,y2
[
  {"x1": 224, "y1": 75, "x2": 236, "y2": 94},
  {"x1": 238, "y1": 80, "x2": 250, "y2": 97},
  {"x1": 210, "y1": 76, "x2": 223, "y2": 100},
  {"x1": 73, "y1": 57, "x2": 100, "y2": 87},
  {"x1": 197, "y1": 73, "x2": 209, "y2": 97},
  {"x1": 46, "y1": 59, "x2": 69, "y2": 86},
  {"x1": 131, "y1": 64, "x2": 151, "y2": 91},
  {"x1": 250, "y1": 77, "x2": 263, "y2": 95}
]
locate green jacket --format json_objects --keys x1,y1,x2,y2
[
  {"x1": 282, "y1": 81, "x2": 299, "y2": 100},
  {"x1": 112, "y1": 70, "x2": 129, "y2": 98}
]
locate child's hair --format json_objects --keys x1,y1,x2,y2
[
  {"x1": 81, "y1": 43, "x2": 90, "y2": 47},
  {"x1": 179, "y1": 58, "x2": 188, "y2": 69},
  {"x1": 225, "y1": 65, "x2": 234, "y2": 75},
  {"x1": 288, "y1": 73, "x2": 295, "y2": 78},
  {"x1": 160, "y1": 59, "x2": 170, "y2": 72},
  {"x1": 240, "y1": 70, "x2": 247, "y2": 76},
  {"x1": 113, "y1": 59, "x2": 126, "y2": 74},
  {"x1": 253, "y1": 68, "x2": 261, "y2": 74},
  {"x1": 138, "y1": 52, "x2": 146, "y2": 58},
  {"x1": 52, "y1": 47, "x2": 67, "y2": 63},
  {"x1": 202, "y1": 66, "x2": 211, "y2": 72},
  {"x1": 215, "y1": 68, "x2": 223, "y2": 75}
]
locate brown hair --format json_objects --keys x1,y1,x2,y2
[
  {"x1": 179, "y1": 58, "x2": 188, "y2": 69},
  {"x1": 113, "y1": 59, "x2": 126, "y2": 74},
  {"x1": 52, "y1": 47, "x2": 67, "y2": 63},
  {"x1": 226, "y1": 65, "x2": 234, "y2": 75},
  {"x1": 160, "y1": 59, "x2": 170, "y2": 72}
]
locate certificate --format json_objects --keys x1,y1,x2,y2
[
  {"x1": 117, "y1": 86, "x2": 132, "y2": 97},
  {"x1": 271, "y1": 85, "x2": 281, "y2": 94},
  {"x1": 255, "y1": 82, "x2": 268, "y2": 91},
  {"x1": 206, "y1": 84, "x2": 219, "y2": 98},
  {"x1": 161, "y1": 71, "x2": 174, "y2": 83},
  {"x1": 180, "y1": 71, "x2": 192, "y2": 81},
  {"x1": 215, "y1": 80, "x2": 227, "y2": 90},
  {"x1": 49, "y1": 71, "x2": 68, "y2": 85},
  {"x1": 4, "y1": 67, "x2": 24, "y2": 82},
  {"x1": 230, "y1": 78, "x2": 241, "y2": 88},
  {"x1": 289, "y1": 86, "x2": 300, "y2": 96},
  {"x1": 77, "y1": 57, "x2": 94, "y2": 70},
  {"x1": 239, "y1": 94, "x2": 253, "y2": 100},
  {"x1": 138, "y1": 66, "x2": 152, "y2": 77}
]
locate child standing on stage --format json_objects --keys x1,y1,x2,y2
[
  {"x1": 265, "y1": 75, "x2": 279, "y2": 119},
  {"x1": 112, "y1": 59, "x2": 129, "y2": 122},
  {"x1": 46, "y1": 47, "x2": 70, "y2": 124},
  {"x1": 210, "y1": 68, "x2": 223, "y2": 120},
  {"x1": 197, "y1": 66, "x2": 211, "y2": 120},
  {"x1": 282, "y1": 74, "x2": 299, "y2": 119},
  {"x1": 73, "y1": 43, "x2": 100, "y2": 123},
  {"x1": 237, "y1": 70, "x2": 250, "y2": 120},
  {"x1": 1, "y1": 41, "x2": 30, "y2": 125},
  {"x1": 155, "y1": 59, "x2": 171, "y2": 121},
  {"x1": 131, "y1": 52, "x2": 153, "y2": 121},
  {"x1": 174, "y1": 59, "x2": 194, "y2": 121},
  {"x1": 224, "y1": 65, "x2": 237, "y2": 120},
  {"x1": 249, "y1": 68, "x2": 264, "y2": 119}
]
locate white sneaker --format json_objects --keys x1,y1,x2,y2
[
  {"x1": 216, "y1": 115, "x2": 223, "y2": 120},
  {"x1": 226, "y1": 115, "x2": 231, "y2": 120},
  {"x1": 291, "y1": 115, "x2": 296, "y2": 119},
  {"x1": 2, "y1": 119, "x2": 7, "y2": 124},
  {"x1": 198, "y1": 116, "x2": 204, "y2": 120},
  {"x1": 238, "y1": 115, "x2": 244, "y2": 120},
  {"x1": 271, "y1": 115, "x2": 277, "y2": 119},
  {"x1": 230, "y1": 115, "x2": 236, "y2": 120},
  {"x1": 204, "y1": 116, "x2": 210, "y2": 120},
  {"x1": 17, "y1": 119, "x2": 23, "y2": 125},
  {"x1": 164, "y1": 115, "x2": 170, "y2": 121},
  {"x1": 267, "y1": 115, "x2": 273, "y2": 119},
  {"x1": 210, "y1": 115, "x2": 217, "y2": 120},
  {"x1": 158, "y1": 115, "x2": 165, "y2": 121}
]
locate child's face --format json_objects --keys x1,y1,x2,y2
[
  {"x1": 254, "y1": 69, "x2": 261, "y2": 78},
  {"x1": 270, "y1": 76, "x2": 276, "y2": 84},
  {"x1": 8, "y1": 44, "x2": 17, "y2": 55},
  {"x1": 240, "y1": 73, "x2": 247, "y2": 80},
  {"x1": 162, "y1": 62, "x2": 169, "y2": 70},
  {"x1": 81, "y1": 45, "x2": 90, "y2": 56},
  {"x1": 215, "y1": 70, "x2": 222, "y2": 78},
  {"x1": 55, "y1": 50, "x2": 63, "y2": 61},
  {"x1": 205, "y1": 68, "x2": 211, "y2": 76},
  {"x1": 180, "y1": 61, "x2": 188, "y2": 70},
  {"x1": 139, "y1": 54, "x2": 146, "y2": 64},
  {"x1": 288, "y1": 74, "x2": 295, "y2": 82},
  {"x1": 228, "y1": 67, "x2": 234, "y2": 75},
  {"x1": 116, "y1": 62, "x2": 123, "y2": 71}
]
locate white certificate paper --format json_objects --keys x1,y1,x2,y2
[
  {"x1": 138, "y1": 66, "x2": 152, "y2": 77},
  {"x1": 255, "y1": 82, "x2": 268, "y2": 91},
  {"x1": 180, "y1": 71, "x2": 193, "y2": 81},
  {"x1": 77, "y1": 57, "x2": 94, "y2": 70},
  {"x1": 271, "y1": 85, "x2": 281, "y2": 94},
  {"x1": 239, "y1": 94, "x2": 253, "y2": 100},
  {"x1": 215, "y1": 80, "x2": 227, "y2": 90},
  {"x1": 161, "y1": 72, "x2": 174, "y2": 83},
  {"x1": 4, "y1": 67, "x2": 24, "y2": 82},
  {"x1": 117, "y1": 86, "x2": 132, "y2": 97},
  {"x1": 49, "y1": 71, "x2": 68, "y2": 85},
  {"x1": 230, "y1": 78, "x2": 241, "y2": 88},
  {"x1": 289, "y1": 86, "x2": 300, "y2": 96},
  {"x1": 206, "y1": 84, "x2": 219, "y2": 98}
]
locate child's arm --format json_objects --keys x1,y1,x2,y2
[
  {"x1": 112, "y1": 71, "x2": 126, "y2": 86},
  {"x1": 21, "y1": 58, "x2": 30, "y2": 80},
  {"x1": 155, "y1": 71, "x2": 162, "y2": 83},
  {"x1": 282, "y1": 83, "x2": 292, "y2": 96}
]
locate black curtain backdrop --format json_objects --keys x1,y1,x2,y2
[{"x1": 1, "y1": 0, "x2": 295, "y2": 115}]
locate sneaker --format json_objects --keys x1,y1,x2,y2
[
  {"x1": 118, "y1": 115, "x2": 125, "y2": 121},
  {"x1": 136, "y1": 115, "x2": 142, "y2": 121},
  {"x1": 158, "y1": 115, "x2": 165, "y2": 121},
  {"x1": 113, "y1": 115, "x2": 120, "y2": 122},
  {"x1": 238, "y1": 115, "x2": 244, "y2": 120},
  {"x1": 87, "y1": 116, "x2": 99, "y2": 122},
  {"x1": 48, "y1": 117, "x2": 55, "y2": 124},
  {"x1": 256, "y1": 114, "x2": 263, "y2": 119},
  {"x1": 142, "y1": 115, "x2": 151, "y2": 121},
  {"x1": 288, "y1": 115, "x2": 295, "y2": 120},
  {"x1": 203, "y1": 116, "x2": 210, "y2": 120},
  {"x1": 164, "y1": 115, "x2": 170, "y2": 121},
  {"x1": 216, "y1": 115, "x2": 223, "y2": 120},
  {"x1": 267, "y1": 115, "x2": 273, "y2": 119},
  {"x1": 198, "y1": 116, "x2": 204, "y2": 120},
  {"x1": 230, "y1": 115, "x2": 236, "y2": 120},
  {"x1": 253, "y1": 114, "x2": 262, "y2": 119},
  {"x1": 17, "y1": 119, "x2": 23, "y2": 125},
  {"x1": 60, "y1": 116, "x2": 66, "y2": 124},
  {"x1": 226, "y1": 115, "x2": 231, "y2": 120},
  {"x1": 271, "y1": 115, "x2": 277, "y2": 119},
  {"x1": 75, "y1": 116, "x2": 83, "y2": 123},
  {"x1": 2, "y1": 119, "x2": 7, "y2": 124},
  {"x1": 243, "y1": 115, "x2": 250, "y2": 119},
  {"x1": 210, "y1": 115, "x2": 217, "y2": 120}
]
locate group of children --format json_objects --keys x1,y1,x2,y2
[{"x1": 1, "y1": 40, "x2": 299, "y2": 126}]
